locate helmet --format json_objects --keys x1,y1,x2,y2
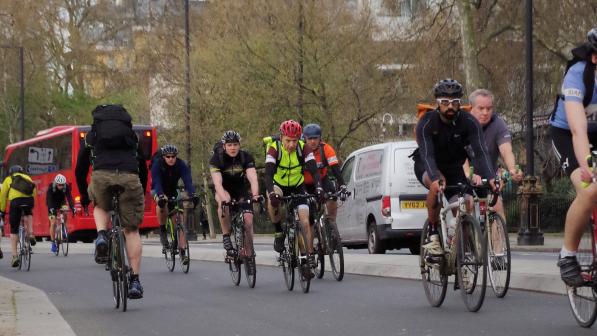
[
  {"x1": 433, "y1": 79, "x2": 464, "y2": 98},
  {"x1": 54, "y1": 174, "x2": 66, "y2": 185},
  {"x1": 279, "y1": 120, "x2": 302, "y2": 138},
  {"x1": 221, "y1": 130, "x2": 241, "y2": 143},
  {"x1": 303, "y1": 124, "x2": 322, "y2": 138},
  {"x1": 9, "y1": 165, "x2": 23, "y2": 175},
  {"x1": 161, "y1": 144, "x2": 178, "y2": 156},
  {"x1": 588, "y1": 28, "x2": 597, "y2": 52}
]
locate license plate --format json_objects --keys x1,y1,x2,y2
[{"x1": 401, "y1": 200, "x2": 426, "y2": 209}]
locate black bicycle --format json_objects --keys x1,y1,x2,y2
[
  {"x1": 312, "y1": 189, "x2": 350, "y2": 281},
  {"x1": 278, "y1": 193, "x2": 316, "y2": 293},
  {"x1": 53, "y1": 206, "x2": 70, "y2": 257},
  {"x1": 105, "y1": 185, "x2": 130, "y2": 312},
  {"x1": 222, "y1": 197, "x2": 263, "y2": 288},
  {"x1": 162, "y1": 194, "x2": 193, "y2": 274},
  {"x1": 17, "y1": 205, "x2": 31, "y2": 271}
]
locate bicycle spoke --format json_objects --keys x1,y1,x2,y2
[{"x1": 457, "y1": 215, "x2": 487, "y2": 312}]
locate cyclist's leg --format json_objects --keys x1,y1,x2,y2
[
  {"x1": 176, "y1": 212, "x2": 187, "y2": 250},
  {"x1": 296, "y1": 186, "x2": 313, "y2": 254},
  {"x1": 565, "y1": 169, "x2": 597, "y2": 251},
  {"x1": 8, "y1": 202, "x2": 21, "y2": 258},
  {"x1": 49, "y1": 214, "x2": 56, "y2": 241},
  {"x1": 156, "y1": 202, "x2": 168, "y2": 246},
  {"x1": 215, "y1": 193, "x2": 234, "y2": 252},
  {"x1": 124, "y1": 228, "x2": 142, "y2": 274},
  {"x1": 88, "y1": 171, "x2": 112, "y2": 253},
  {"x1": 268, "y1": 185, "x2": 285, "y2": 252},
  {"x1": 241, "y1": 208, "x2": 255, "y2": 257},
  {"x1": 491, "y1": 197, "x2": 506, "y2": 252}
]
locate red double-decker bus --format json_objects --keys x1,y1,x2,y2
[{"x1": 1, "y1": 125, "x2": 158, "y2": 242}]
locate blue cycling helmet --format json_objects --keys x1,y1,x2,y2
[{"x1": 303, "y1": 124, "x2": 322, "y2": 138}]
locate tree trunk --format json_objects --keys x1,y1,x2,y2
[
  {"x1": 456, "y1": 0, "x2": 481, "y2": 92},
  {"x1": 296, "y1": 0, "x2": 305, "y2": 122}
]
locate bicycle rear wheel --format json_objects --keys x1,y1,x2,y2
[
  {"x1": 420, "y1": 220, "x2": 447, "y2": 307},
  {"x1": 327, "y1": 224, "x2": 344, "y2": 281},
  {"x1": 21, "y1": 229, "x2": 31, "y2": 272},
  {"x1": 116, "y1": 225, "x2": 128, "y2": 312},
  {"x1": 456, "y1": 214, "x2": 487, "y2": 312},
  {"x1": 566, "y1": 220, "x2": 597, "y2": 328},
  {"x1": 282, "y1": 224, "x2": 295, "y2": 291},
  {"x1": 109, "y1": 233, "x2": 120, "y2": 309},
  {"x1": 61, "y1": 223, "x2": 69, "y2": 257},
  {"x1": 16, "y1": 234, "x2": 23, "y2": 271},
  {"x1": 178, "y1": 225, "x2": 190, "y2": 274},
  {"x1": 313, "y1": 222, "x2": 325, "y2": 279},
  {"x1": 486, "y1": 212, "x2": 510, "y2": 298}
]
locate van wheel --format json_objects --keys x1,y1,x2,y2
[{"x1": 367, "y1": 222, "x2": 385, "y2": 254}]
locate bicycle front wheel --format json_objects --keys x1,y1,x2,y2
[
  {"x1": 244, "y1": 256, "x2": 256, "y2": 289},
  {"x1": 61, "y1": 223, "x2": 69, "y2": 257},
  {"x1": 456, "y1": 214, "x2": 487, "y2": 312},
  {"x1": 53, "y1": 226, "x2": 60, "y2": 256},
  {"x1": 486, "y1": 212, "x2": 510, "y2": 298},
  {"x1": 164, "y1": 221, "x2": 175, "y2": 272},
  {"x1": 178, "y1": 225, "x2": 190, "y2": 274},
  {"x1": 313, "y1": 222, "x2": 325, "y2": 279},
  {"x1": 297, "y1": 228, "x2": 311, "y2": 293},
  {"x1": 566, "y1": 220, "x2": 597, "y2": 328},
  {"x1": 420, "y1": 220, "x2": 447, "y2": 307},
  {"x1": 327, "y1": 223, "x2": 344, "y2": 281},
  {"x1": 282, "y1": 225, "x2": 295, "y2": 291}
]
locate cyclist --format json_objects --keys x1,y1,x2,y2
[
  {"x1": 75, "y1": 104, "x2": 147, "y2": 299},
  {"x1": 0, "y1": 165, "x2": 37, "y2": 268},
  {"x1": 209, "y1": 131, "x2": 260, "y2": 271},
  {"x1": 46, "y1": 174, "x2": 76, "y2": 253},
  {"x1": 151, "y1": 143, "x2": 198, "y2": 265},
  {"x1": 412, "y1": 79, "x2": 495, "y2": 257},
  {"x1": 302, "y1": 123, "x2": 347, "y2": 241},
  {"x1": 265, "y1": 120, "x2": 322, "y2": 278},
  {"x1": 551, "y1": 28, "x2": 597, "y2": 287}
]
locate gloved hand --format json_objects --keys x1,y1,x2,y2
[
  {"x1": 157, "y1": 194, "x2": 168, "y2": 208},
  {"x1": 269, "y1": 192, "x2": 280, "y2": 208},
  {"x1": 338, "y1": 185, "x2": 348, "y2": 200},
  {"x1": 316, "y1": 186, "x2": 324, "y2": 199}
]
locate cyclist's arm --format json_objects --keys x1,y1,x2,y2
[
  {"x1": 324, "y1": 144, "x2": 345, "y2": 186},
  {"x1": 178, "y1": 160, "x2": 195, "y2": 194},
  {"x1": 150, "y1": 156, "x2": 164, "y2": 196},
  {"x1": 246, "y1": 167, "x2": 259, "y2": 197},
  {"x1": 137, "y1": 146, "x2": 148, "y2": 193},
  {"x1": 303, "y1": 149, "x2": 321, "y2": 187},
  {"x1": 415, "y1": 114, "x2": 440, "y2": 181},
  {"x1": 464, "y1": 115, "x2": 493, "y2": 180},
  {"x1": 74, "y1": 145, "x2": 91, "y2": 200},
  {"x1": 210, "y1": 170, "x2": 228, "y2": 202},
  {"x1": 65, "y1": 185, "x2": 75, "y2": 209},
  {"x1": 264, "y1": 146, "x2": 278, "y2": 194},
  {"x1": 566, "y1": 101, "x2": 592, "y2": 176},
  {"x1": 329, "y1": 165, "x2": 345, "y2": 186},
  {"x1": 46, "y1": 187, "x2": 54, "y2": 209}
]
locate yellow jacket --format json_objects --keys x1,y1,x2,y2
[{"x1": 0, "y1": 173, "x2": 36, "y2": 212}]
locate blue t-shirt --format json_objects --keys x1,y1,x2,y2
[{"x1": 550, "y1": 61, "x2": 597, "y2": 132}]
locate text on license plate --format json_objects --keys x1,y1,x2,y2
[{"x1": 401, "y1": 200, "x2": 426, "y2": 209}]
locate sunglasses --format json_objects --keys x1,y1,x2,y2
[
  {"x1": 437, "y1": 98, "x2": 461, "y2": 106},
  {"x1": 164, "y1": 155, "x2": 177, "y2": 159}
]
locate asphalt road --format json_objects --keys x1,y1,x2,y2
[{"x1": 1, "y1": 251, "x2": 594, "y2": 336}]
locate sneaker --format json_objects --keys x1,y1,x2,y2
[
  {"x1": 11, "y1": 256, "x2": 19, "y2": 268},
  {"x1": 223, "y1": 234, "x2": 234, "y2": 253},
  {"x1": 491, "y1": 256, "x2": 506, "y2": 271},
  {"x1": 557, "y1": 255, "x2": 584, "y2": 287},
  {"x1": 128, "y1": 279, "x2": 144, "y2": 299},
  {"x1": 423, "y1": 234, "x2": 443, "y2": 256},
  {"x1": 273, "y1": 232, "x2": 285, "y2": 253},
  {"x1": 301, "y1": 258, "x2": 314, "y2": 279},
  {"x1": 94, "y1": 232, "x2": 108, "y2": 264},
  {"x1": 29, "y1": 237, "x2": 36, "y2": 246},
  {"x1": 51, "y1": 242, "x2": 57, "y2": 253}
]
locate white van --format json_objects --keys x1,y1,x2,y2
[{"x1": 336, "y1": 141, "x2": 427, "y2": 254}]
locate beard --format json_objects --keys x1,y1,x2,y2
[{"x1": 441, "y1": 108, "x2": 458, "y2": 120}]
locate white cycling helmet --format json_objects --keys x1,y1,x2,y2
[{"x1": 54, "y1": 174, "x2": 67, "y2": 185}]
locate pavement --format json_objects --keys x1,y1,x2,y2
[{"x1": 0, "y1": 232, "x2": 568, "y2": 335}]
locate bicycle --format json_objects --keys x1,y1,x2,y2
[
  {"x1": 278, "y1": 193, "x2": 316, "y2": 293},
  {"x1": 312, "y1": 189, "x2": 350, "y2": 281},
  {"x1": 162, "y1": 194, "x2": 193, "y2": 274},
  {"x1": 53, "y1": 205, "x2": 70, "y2": 257},
  {"x1": 564, "y1": 151, "x2": 597, "y2": 328},
  {"x1": 222, "y1": 197, "x2": 263, "y2": 288},
  {"x1": 17, "y1": 205, "x2": 31, "y2": 271},
  {"x1": 420, "y1": 182, "x2": 487, "y2": 312},
  {"x1": 104, "y1": 185, "x2": 130, "y2": 312}
]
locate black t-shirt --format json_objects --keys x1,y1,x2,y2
[{"x1": 209, "y1": 150, "x2": 255, "y2": 192}]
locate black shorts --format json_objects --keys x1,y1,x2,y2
[
  {"x1": 414, "y1": 158, "x2": 471, "y2": 200},
  {"x1": 551, "y1": 126, "x2": 597, "y2": 176},
  {"x1": 9, "y1": 197, "x2": 34, "y2": 234}
]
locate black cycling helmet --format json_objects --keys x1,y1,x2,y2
[
  {"x1": 303, "y1": 124, "x2": 322, "y2": 138},
  {"x1": 222, "y1": 130, "x2": 241, "y2": 143},
  {"x1": 9, "y1": 165, "x2": 24, "y2": 175},
  {"x1": 433, "y1": 79, "x2": 464, "y2": 98},
  {"x1": 588, "y1": 28, "x2": 597, "y2": 52},
  {"x1": 161, "y1": 144, "x2": 179, "y2": 155}
]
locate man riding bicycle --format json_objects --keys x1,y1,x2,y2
[
  {"x1": 209, "y1": 131, "x2": 260, "y2": 268},
  {"x1": 75, "y1": 104, "x2": 147, "y2": 299},
  {"x1": 0, "y1": 165, "x2": 37, "y2": 267},
  {"x1": 264, "y1": 120, "x2": 322, "y2": 278},
  {"x1": 151, "y1": 143, "x2": 198, "y2": 265},
  {"x1": 46, "y1": 174, "x2": 76, "y2": 253},
  {"x1": 551, "y1": 28, "x2": 597, "y2": 287},
  {"x1": 302, "y1": 123, "x2": 347, "y2": 239},
  {"x1": 413, "y1": 79, "x2": 495, "y2": 257}
]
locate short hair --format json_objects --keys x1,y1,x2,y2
[{"x1": 469, "y1": 89, "x2": 494, "y2": 106}]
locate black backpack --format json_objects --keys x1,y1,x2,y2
[
  {"x1": 550, "y1": 44, "x2": 596, "y2": 121},
  {"x1": 10, "y1": 174, "x2": 35, "y2": 195},
  {"x1": 88, "y1": 105, "x2": 138, "y2": 150}
]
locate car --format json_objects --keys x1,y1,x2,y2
[{"x1": 336, "y1": 141, "x2": 427, "y2": 254}]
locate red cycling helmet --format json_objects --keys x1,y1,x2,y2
[{"x1": 279, "y1": 120, "x2": 302, "y2": 138}]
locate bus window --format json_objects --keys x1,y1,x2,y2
[
  {"x1": 10, "y1": 133, "x2": 72, "y2": 175},
  {"x1": 137, "y1": 130, "x2": 153, "y2": 161}
]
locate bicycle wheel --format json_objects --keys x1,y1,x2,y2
[
  {"x1": 109, "y1": 233, "x2": 120, "y2": 309},
  {"x1": 164, "y1": 220, "x2": 175, "y2": 272},
  {"x1": 20, "y1": 229, "x2": 31, "y2": 272},
  {"x1": 313, "y1": 222, "x2": 325, "y2": 279},
  {"x1": 116, "y1": 225, "x2": 128, "y2": 312},
  {"x1": 420, "y1": 220, "x2": 447, "y2": 307},
  {"x1": 178, "y1": 225, "x2": 190, "y2": 274},
  {"x1": 486, "y1": 212, "x2": 510, "y2": 298},
  {"x1": 53, "y1": 225, "x2": 60, "y2": 256},
  {"x1": 229, "y1": 225, "x2": 241, "y2": 286},
  {"x1": 327, "y1": 223, "x2": 344, "y2": 281},
  {"x1": 456, "y1": 214, "x2": 487, "y2": 312},
  {"x1": 297, "y1": 227, "x2": 311, "y2": 293},
  {"x1": 16, "y1": 233, "x2": 23, "y2": 271},
  {"x1": 282, "y1": 224, "x2": 295, "y2": 291},
  {"x1": 244, "y1": 256, "x2": 256, "y2": 289},
  {"x1": 566, "y1": 220, "x2": 597, "y2": 328},
  {"x1": 61, "y1": 222, "x2": 69, "y2": 257}
]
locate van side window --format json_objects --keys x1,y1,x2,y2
[
  {"x1": 341, "y1": 156, "x2": 356, "y2": 184},
  {"x1": 355, "y1": 150, "x2": 383, "y2": 180}
]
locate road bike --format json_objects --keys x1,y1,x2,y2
[
  {"x1": 105, "y1": 185, "x2": 130, "y2": 312},
  {"x1": 162, "y1": 194, "x2": 193, "y2": 274},
  {"x1": 16, "y1": 205, "x2": 31, "y2": 271},
  {"x1": 53, "y1": 205, "x2": 71, "y2": 257}
]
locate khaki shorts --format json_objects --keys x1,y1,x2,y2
[{"x1": 89, "y1": 170, "x2": 144, "y2": 230}]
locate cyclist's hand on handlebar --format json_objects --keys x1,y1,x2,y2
[
  {"x1": 489, "y1": 179, "x2": 498, "y2": 193},
  {"x1": 430, "y1": 179, "x2": 444, "y2": 194},
  {"x1": 268, "y1": 192, "x2": 280, "y2": 208},
  {"x1": 316, "y1": 186, "x2": 324, "y2": 199},
  {"x1": 580, "y1": 166, "x2": 593, "y2": 186},
  {"x1": 509, "y1": 168, "x2": 523, "y2": 183},
  {"x1": 157, "y1": 194, "x2": 168, "y2": 208},
  {"x1": 471, "y1": 174, "x2": 482, "y2": 186},
  {"x1": 251, "y1": 194, "x2": 263, "y2": 203}
]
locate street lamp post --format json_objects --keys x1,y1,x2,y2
[{"x1": 1, "y1": 45, "x2": 24, "y2": 141}]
